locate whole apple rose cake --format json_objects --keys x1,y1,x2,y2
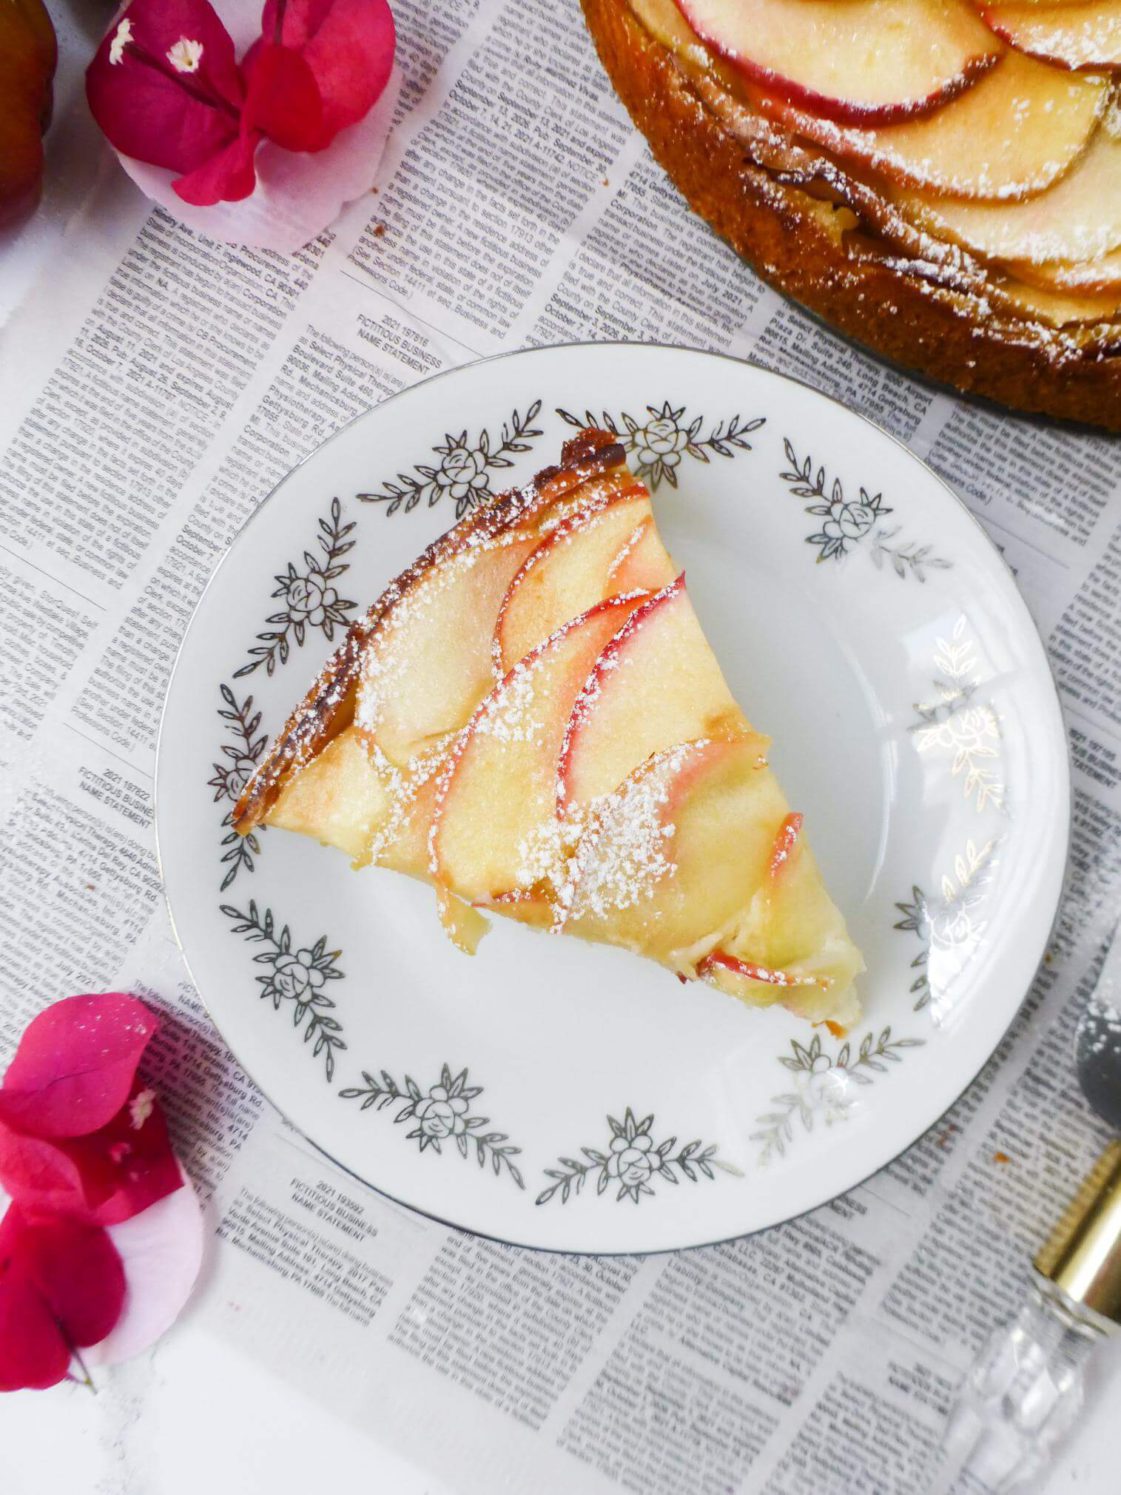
[{"x1": 582, "y1": 0, "x2": 1121, "y2": 428}]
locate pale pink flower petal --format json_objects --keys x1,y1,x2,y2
[
  {"x1": 107, "y1": 0, "x2": 399, "y2": 249},
  {"x1": 119, "y1": 60, "x2": 400, "y2": 250},
  {"x1": 86, "y1": 1169, "x2": 205, "y2": 1366}
]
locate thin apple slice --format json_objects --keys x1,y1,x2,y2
[
  {"x1": 675, "y1": 0, "x2": 1002, "y2": 125},
  {"x1": 561, "y1": 736, "x2": 784, "y2": 962},
  {"x1": 896, "y1": 125, "x2": 1121, "y2": 262},
  {"x1": 357, "y1": 528, "x2": 538, "y2": 767},
  {"x1": 997, "y1": 277, "x2": 1121, "y2": 325},
  {"x1": 605, "y1": 516, "x2": 677, "y2": 594},
  {"x1": 980, "y1": 1, "x2": 1121, "y2": 68},
  {"x1": 639, "y1": 0, "x2": 1100, "y2": 194},
  {"x1": 432, "y1": 593, "x2": 648, "y2": 902},
  {"x1": 267, "y1": 726, "x2": 392, "y2": 863},
  {"x1": 473, "y1": 888, "x2": 555, "y2": 929},
  {"x1": 264, "y1": 726, "x2": 458, "y2": 876},
  {"x1": 699, "y1": 815, "x2": 864, "y2": 1021},
  {"x1": 748, "y1": 50, "x2": 1104, "y2": 199},
  {"x1": 558, "y1": 577, "x2": 749, "y2": 813},
  {"x1": 494, "y1": 488, "x2": 655, "y2": 671},
  {"x1": 357, "y1": 466, "x2": 636, "y2": 768},
  {"x1": 1005, "y1": 243, "x2": 1121, "y2": 292}
]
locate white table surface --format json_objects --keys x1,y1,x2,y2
[{"x1": 0, "y1": 1283, "x2": 1118, "y2": 1494}]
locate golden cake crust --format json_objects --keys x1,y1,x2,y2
[{"x1": 582, "y1": 0, "x2": 1121, "y2": 429}]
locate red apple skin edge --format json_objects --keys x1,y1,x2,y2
[
  {"x1": 673, "y1": 0, "x2": 1003, "y2": 125},
  {"x1": 697, "y1": 950, "x2": 826, "y2": 990},
  {"x1": 429, "y1": 590, "x2": 653, "y2": 883},
  {"x1": 978, "y1": 6, "x2": 1121, "y2": 73},
  {"x1": 492, "y1": 483, "x2": 649, "y2": 668},
  {"x1": 555, "y1": 574, "x2": 686, "y2": 816},
  {"x1": 722, "y1": 50, "x2": 999, "y2": 125}
]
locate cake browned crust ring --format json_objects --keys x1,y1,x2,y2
[{"x1": 581, "y1": 0, "x2": 1121, "y2": 429}]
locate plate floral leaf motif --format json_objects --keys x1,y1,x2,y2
[
  {"x1": 536, "y1": 1106, "x2": 741, "y2": 1206},
  {"x1": 234, "y1": 497, "x2": 357, "y2": 679},
  {"x1": 209, "y1": 684, "x2": 269, "y2": 890},
  {"x1": 895, "y1": 838, "x2": 999, "y2": 1012},
  {"x1": 557, "y1": 402, "x2": 764, "y2": 490},
  {"x1": 779, "y1": 439, "x2": 952, "y2": 579},
  {"x1": 221, "y1": 901, "x2": 346, "y2": 1082},
  {"x1": 339, "y1": 1063, "x2": 524, "y2": 1189},
  {"x1": 751, "y1": 1028, "x2": 924, "y2": 1165},
  {"x1": 357, "y1": 402, "x2": 544, "y2": 519},
  {"x1": 911, "y1": 617, "x2": 1004, "y2": 813}
]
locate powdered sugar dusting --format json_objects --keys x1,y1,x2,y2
[
  {"x1": 473, "y1": 654, "x2": 546, "y2": 746},
  {"x1": 360, "y1": 736, "x2": 423, "y2": 862},
  {"x1": 515, "y1": 811, "x2": 579, "y2": 892},
  {"x1": 356, "y1": 535, "x2": 512, "y2": 733},
  {"x1": 557, "y1": 742, "x2": 703, "y2": 926}
]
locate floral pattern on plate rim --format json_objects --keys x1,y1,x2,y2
[
  {"x1": 557, "y1": 401, "x2": 764, "y2": 490},
  {"x1": 222, "y1": 901, "x2": 347, "y2": 1082},
  {"x1": 339, "y1": 1063, "x2": 524, "y2": 1189},
  {"x1": 895, "y1": 838, "x2": 1000, "y2": 1014},
  {"x1": 751, "y1": 1028, "x2": 925, "y2": 1166},
  {"x1": 210, "y1": 684, "x2": 270, "y2": 890},
  {"x1": 779, "y1": 438, "x2": 952, "y2": 579},
  {"x1": 536, "y1": 1108, "x2": 741, "y2": 1206},
  {"x1": 235, "y1": 496, "x2": 358, "y2": 679},
  {"x1": 911, "y1": 617, "x2": 1005, "y2": 814},
  {"x1": 357, "y1": 402, "x2": 544, "y2": 518}
]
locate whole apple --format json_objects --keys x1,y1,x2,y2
[{"x1": 0, "y1": 0, "x2": 57, "y2": 228}]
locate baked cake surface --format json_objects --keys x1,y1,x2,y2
[{"x1": 582, "y1": 0, "x2": 1121, "y2": 428}]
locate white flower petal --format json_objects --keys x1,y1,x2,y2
[
  {"x1": 129, "y1": 1087, "x2": 157, "y2": 1130},
  {"x1": 167, "y1": 37, "x2": 204, "y2": 73},
  {"x1": 109, "y1": 17, "x2": 133, "y2": 65}
]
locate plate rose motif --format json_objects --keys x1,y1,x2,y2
[
  {"x1": 235, "y1": 497, "x2": 358, "y2": 679},
  {"x1": 536, "y1": 1109, "x2": 740, "y2": 1206},
  {"x1": 359, "y1": 403, "x2": 544, "y2": 518},
  {"x1": 557, "y1": 400, "x2": 763, "y2": 489},
  {"x1": 340, "y1": 1064, "x2": 524, "y2": 1188},
  {"x1": 779, "y1": 438, "x2": 953, "y2": 579}
]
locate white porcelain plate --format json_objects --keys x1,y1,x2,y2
[{"x1": 157, "y1": 344, "x2": 1069, "y2": 1253}]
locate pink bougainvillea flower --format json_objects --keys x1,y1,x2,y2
[
  {"x1": 249, "y1": 0, "x2": 394, "y2": 138},
  {"x1": 86, "y1": 0, "x2": 396, "y2": 208},
  {"x1": 0, "y1": 1080, "x2": 183, "y2": 1226},
  {"x1": 0, "y1": 994, "x2": 182, "y2": 1226},
  {"x1": 86, "y1": 0, "x2": 247, "y2": 184},
  {"x1": 0, "y1": 1204, "x2": 126, "y2": 1391},
  {"x1": 0, "y1": 995, "x2": 203, "y2": 1393}
]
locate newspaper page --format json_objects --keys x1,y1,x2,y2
[{"x1": 1, "y1": 0, "x2": 1120, "y2": 1491}]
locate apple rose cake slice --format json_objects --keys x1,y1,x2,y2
[{"x1": 233, "y1": 429, "x2": 864, "y2": 1024}]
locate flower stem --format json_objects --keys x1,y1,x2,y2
[{"x1": 67, "y1": 1346, "x2": 97, "y2": 1394}]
